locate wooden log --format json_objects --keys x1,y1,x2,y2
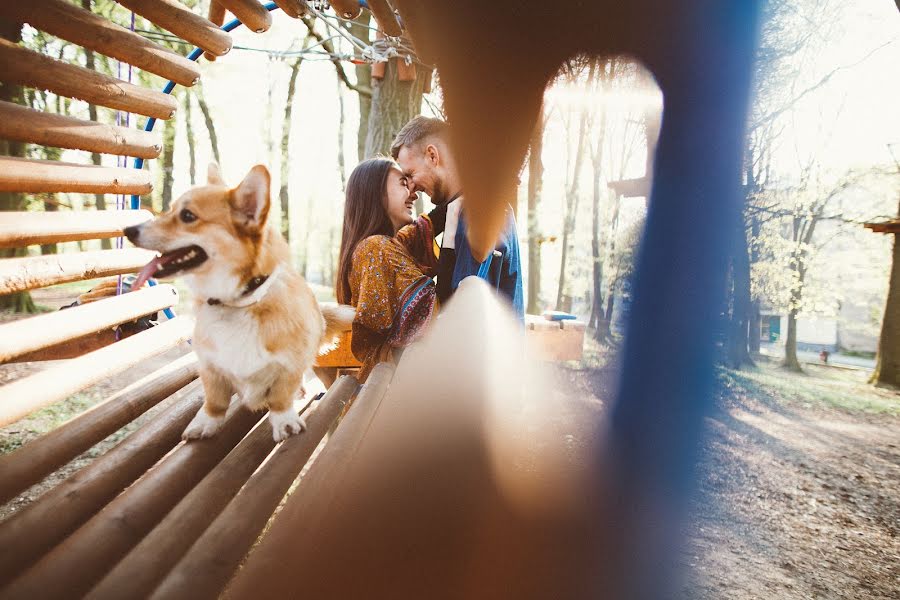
[
  {"x1": 0, "y1": 101, "x2": 162, "y2": 159},
  {"x1": 0, "y1": 156, "x2": 152, "y2": 195},
  {"x1": 329, "y1": 0, "x2": 362, "y2": 19},
  {"x1": 203, "y1": 1, "x2": 227, "y2": 61},
  {"x1": 0, "y1": 208, "x2": 153, "y2": 249},
  {"x1": 0, "y1": 383, "x2": 203, "y2": 587},
  {"x1": 216, "y1": 0, "x2": 272, "y2": 32},
  {"x1": 0, "y1": 39, "x2": 177, "y2": 120},
  {"x1": 272, "y1": 0, "x2": 307, "y2": 18},
  {"x1": 0, "y1": 284, "x2": 178, "y2": 363},
  {"x1": 0, "y1": 353, "x2": 198, "y2": 506},
  {"x1": 0, "y1": 247, "x2": 157, "y2": 295},
  {"x1": 88, "y1": 377, "x2": 358, "y2": 600},
  {"x1": 366, "y1": 0, "x2": 402, "y2": 36},
  {"x1": 150, "y1": 375, "x2": 365, "y2": 600},
  {"x1": 11, "y1": 329, "x2": 119, "y2": 362},
  {"x1": 222, "y1": 365, "x2": 394, "y2": 599},
  {"x1": 0, "y1": 1, "x2": 201, "y2": 87},
  {"x1": 118, "y1": 0, "x2": 233, "y2": 57},
  {"x1": 0, "y1": 316, "x2": 193, "y2": 428},
  {"x1": 3, "y1": 407, "x2": 263, "y2": 600}
]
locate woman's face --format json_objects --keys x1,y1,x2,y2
[{"x1": 385, "y1": 166, "x2": 417, "y2": 232}]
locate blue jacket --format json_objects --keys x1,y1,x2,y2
[{"x1": 436, "y1": 206, "x2": 524, "y2": 320}]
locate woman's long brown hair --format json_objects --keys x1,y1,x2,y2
[{"x1": 335, "y1": 157, "x2": 396, "y2": 304}]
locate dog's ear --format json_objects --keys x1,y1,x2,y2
[
  {"x1": 207, "y1": 162, "x2": 226, "y2": 186},
  {"x1": 231, "y1": 165, "x2": 271, "y2": 231}
]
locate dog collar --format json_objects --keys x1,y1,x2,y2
[{"x1": 207, "y1": 265, "x2": 283, "y2": 308}]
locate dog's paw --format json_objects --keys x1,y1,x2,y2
[
  {"x1": 269, "y1": 410, "x2": 307, "y2": 442},
  {"x1": 182, "y1": 409, "x2": 226, "y2": 440}
]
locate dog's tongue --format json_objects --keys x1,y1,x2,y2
[{"x1": 133, "y1": 253, "x2": 174, "y2": 290}]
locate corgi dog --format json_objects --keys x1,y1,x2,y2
[{"x1": 124, "y1": 164, "x2": 355, "y2": 442}]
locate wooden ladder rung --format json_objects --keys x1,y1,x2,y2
[
  {"x1": 0, "y1": 247, "x2": 157, "y2": 295},
  {"x1": 0, "y1": 1, "x2": 201, "y2": 87},
  {"x1": 0, "y1": 284, "x2": 179, "y2": 363},
  {"x1": 117, "y1": 0, "x2": 233, "y2": 57},
  {"x1": 0, "y1": 315, "x2": 194, "y2": 428},
  {"x1": 0, "y1": 352, "x2": 199, "y2": 506},
  {"x1": 0, "y1": 207, "x2": 153, "y2": 249},
  {"x1": 216, "y1": 0, "x2": 272, "y2": 33},
  {"x1": 0, "y1": 382, "x2": 203, "y2": 588},
  {"x1": 0, "y1": 101, "x2": 162, "y2": 160},
  {"x1": 0, "y1": 156, "x2": 152, "y2": 196},
  {"x1": 0, "y1": 38, "x2": 177, "y2": 120}
]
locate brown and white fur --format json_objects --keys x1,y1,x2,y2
[{"x1": 124, "y1": 164, "x2": 354, "y2": 442}]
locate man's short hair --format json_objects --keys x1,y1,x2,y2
[{"x1": 390, "y1": 116, "x2": 449, "y2": 160}]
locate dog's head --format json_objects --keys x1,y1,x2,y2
[{"x1": 125, "y1": 163, "x2": 274, "y2": 298}]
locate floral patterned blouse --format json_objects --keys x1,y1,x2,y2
[{"x1": 348, "y1": 211, "x2": 442, "y2": 381}]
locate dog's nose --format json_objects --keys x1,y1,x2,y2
[{"x1": 123, "y1": 225, "x2": 140, "y2": 244}]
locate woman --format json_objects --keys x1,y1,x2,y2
[{"x1": 336, "y1": 157, "x2": 445, "y2": 381}]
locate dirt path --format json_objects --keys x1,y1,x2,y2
[{"x1": 683, "y1": 367, "x2": 900, "y2": 599}]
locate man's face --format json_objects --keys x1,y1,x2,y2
[{"x1": 397, "y1": 144, "x2": 450, "y2": 205}]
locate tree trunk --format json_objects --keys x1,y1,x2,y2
[
  {"x1": 783, "y1": 308, "x2": 802, "y2": 371},
  {"x1": 748, "y1": 214, "x2": 761, "y2": 352},
  {"x1": 749, "y1": 299, "x2": 761, "y2": 353},
  {"x1": 159, "y1": 107, "x2": 176, "y2": 212},
  {"x1": 871, "y1": 201, "x2": 900, "y2": 387},
  {"x1": 0, "y1": 17, "x2": 37, "y2": 313},
  {"x1": 726, "y1": 215, "x2": 754, "y2": 368},
  {"x1": 336, "y1": 79, "x2": 347, "y2": 191},
  {"x1": 184, "y1": 92, "x2": 196, "y2": 185},
  {"x1": 195, "y1": 83, "x2": 221, "y2": 165},
  {"x1": 598, "y1": 192, "x2": 622, "y2": 339},
  {"x1": 589, "y1": 166, "x2": 604, "y2": 333},
  {"x1": 526, "y1": 114, "x2": 545, "y2": 315},
  {"x1": 349, "y1": 15, "x2": 372, "y2": 162},
  {"x1": 279, "y1": 54, "x2": 305, "y2": 244},
  {"x1": 589, "y1": 103, "x2": 609, "y2": 336},
  {"x1": 363, "y1": 60, "x2": 430, "y2": 158},
  {"x1": 40, "y1": 193, "x2": 60, "y2": 255},
  {"x1": 556, "y1": 110, "x2": 590, "y2": 311}
]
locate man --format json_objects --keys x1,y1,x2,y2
[{"x1": 391, "y1": 116, "x2": 524, "y2": 319}]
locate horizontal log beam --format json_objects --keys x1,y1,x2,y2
[
  {"x1": 203, "y1": 1, "x2": 227, "y2": 61},
  {"x1": 0, "y1": 353, "x2": 198, "y2": 506},
  {"x1": 0, "y1": 382, "x2": 203, "y2": 586},
  {"x1": 0, "y1": 247, "x2": 157, "y2": 295},
  {"x1": 0, "y1": 0, "x2": 201, "y2": 87},
  {"x1": 366, "y1": 0, "x2": 402, "y2": 37},
  {"x1": 117, "y1": 0, "x2": 233, "y2": 57},
  {"x1": 0, "y1": 316, "x2": 194, "y2": 428},
  {"x1": 0, "y1": 38, "x2": 177, "y2": 120},
  {"x1": 0, "y1": 101, "x2": 162, "y2": 159},
  {"x1": 0, "y1": 156, "x2": 152, "y2": 196},
  {"x1": 0, "y1": 208, "x2": 153, "y2": 249},
  {"x1": 0, "y1": 284, "x2": 178, "y2": 363},
  {"x1": 329, "y1": 0, "x2": 362, "y2": 19},
  {"x1": 272, "y1": 0, "x2": 307, "y2": 18},
  {"x1": 216, "y1": 0, "x2": 272, "y2": 32}
]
